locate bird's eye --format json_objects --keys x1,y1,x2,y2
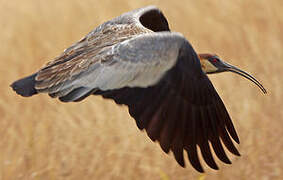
[{"x1": 212, "y1": 58, "x2": 218, "y2": 63}]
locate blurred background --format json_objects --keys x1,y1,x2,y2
[{"x1": 1, "y1": 0, "x2": 282, "y2": 179}]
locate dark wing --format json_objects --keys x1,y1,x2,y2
[{"x1": 95, "y1": 35, "x2": 240, "y2": 172}]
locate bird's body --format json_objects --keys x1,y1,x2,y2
[{"x1": 11, "y1": 6, "x2": 266, "y2": 172}]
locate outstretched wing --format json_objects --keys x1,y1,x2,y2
[{"x1": 94, "y1": 34, "x2": 240, "y2": 172}]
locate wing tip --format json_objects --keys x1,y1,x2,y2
[
  {"x1": 234, "y1": 135, "x2": 240, "y2": 144},
  {"x1": 11, "y1": 73, "x2": 38, "y2": 97}
]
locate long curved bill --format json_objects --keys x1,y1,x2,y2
[{"x1": 223, "y1": 62, "x2": 267, "y2": 94}]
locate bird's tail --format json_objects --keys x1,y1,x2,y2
[{"x1": 10, "y1": 73, "x2": 38, "y2": 97}]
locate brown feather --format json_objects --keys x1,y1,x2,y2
[{"x1": 34, "y1": 23, "x2": 153, "y2": 94}]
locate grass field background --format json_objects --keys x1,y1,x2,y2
[{"x1": 1, "y1": 0, "x2": 282, "y2": 179}]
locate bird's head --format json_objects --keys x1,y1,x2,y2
[{"x1": 199, "y1": 53, "x2": 267, "y2": 94}]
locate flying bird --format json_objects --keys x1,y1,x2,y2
[{"x1": 11, "y1": 6, "x2": 266, "y2": 172}]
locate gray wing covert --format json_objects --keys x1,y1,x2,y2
[
  {"x1": 95, "y1": 32, "x2": 185, "y2": 90},
  {"x1": 35, "y1": 32, "x2": 186, "y2": 102}
]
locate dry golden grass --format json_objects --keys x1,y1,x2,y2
[{"x1": 1, "y1": 0, "x2": 282, "y2": 179}]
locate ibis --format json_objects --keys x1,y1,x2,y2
[{"x1": 11, "y1": 6, "x2": 266, "y2": 172}]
